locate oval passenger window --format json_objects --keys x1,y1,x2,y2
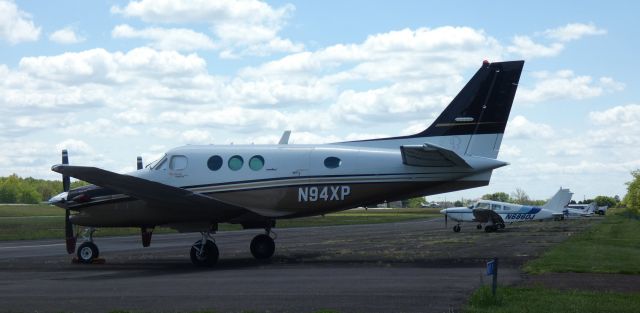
[
  {"x1": 249, "y1": 155, "x2": 264, "y2": 171},
  {"x1": 207, "y1": 155, "x2": 223, "y2": 171},
  {"x1": 324, "y1": 156, "x2": 341, "y2": 169},
  {"x1": 228, "y1": 155, "x2": 244, "y2": 171}
]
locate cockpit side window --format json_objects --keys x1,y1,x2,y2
[
  {"x1": 476, "y1": 202, "x2": 490, "y2": 210},
  {"x1": 170, "y1": 155, "x2": 188, "y2": 170}
]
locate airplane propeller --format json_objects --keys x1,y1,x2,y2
[
  {"x1": 61, "y1": 150, "x2": 77, "y2": 254},
  {"x1": 137, "y1": 156, "x2": 143, "y2": 170},
  {"x1": 444, "y1": 212, "x2": 448, "y2": 228}
]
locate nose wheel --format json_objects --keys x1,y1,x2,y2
[
  {"x1": 77, "y1": 241, "x2": 99, "y2": 263},
  {"x1": 453, "y1": 224, "x2": 461, "y2": 232}
]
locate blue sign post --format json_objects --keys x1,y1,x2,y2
[{"x1": 486, "y1": 258, "x2": 498, "y2": 296}]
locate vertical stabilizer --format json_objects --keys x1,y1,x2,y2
[{"x1": 542, "y1": 188, "x2": 573, "y2": 212}]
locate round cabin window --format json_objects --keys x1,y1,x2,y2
[
  {"x1": 207, "y1": 155, "x2": 223, "y2": 171},
  {"x1": 249, "y1": 155, "x2": 265, "y2": 171},
  {"x1": 228, "y1": 155, "x2": 244, "y2": 171}
]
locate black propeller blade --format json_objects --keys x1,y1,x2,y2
[
  {"x1": 62, "y1": 149, "x2": 76, "y2": 254},
  {"x1": 445, "y1": 213, "x2": 448, "y2": 228},
  {"x1": 137, "y1": 156, "x2": 143, "y2": 170}
]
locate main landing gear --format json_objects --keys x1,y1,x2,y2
[
  {"x1": 189, "y1": 224, "x2": 277, "y2": 267},
  {"x1": 250, "y1": 227, "x2": 276, "y2": 260},
  {"x1": 190, "y1": 231, "x2": 219, "y2": 267}
]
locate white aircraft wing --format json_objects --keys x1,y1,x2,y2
[
  {"x1": 400, "y1": 143, "x2": 471, "y2": 167},
  {"x1": 52, "y1": 165, "x2": 247, "y2": 216}
]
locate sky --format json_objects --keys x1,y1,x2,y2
[{"x1": 1, "y1": 0, "x2": 639, "y2": 202}]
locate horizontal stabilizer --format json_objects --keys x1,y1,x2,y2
[{"x1": 400, "y1": 143, "x2": 471, "y2": 168}]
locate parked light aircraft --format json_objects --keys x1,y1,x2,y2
[
  {"x1": 49, "y1": 60, "x2": 524, "y2": 266},
  {"x1": 440, "y1": 188, "x2": 572, "y2": 232},
  {"x1": 563, "y1": 202, "x2": 598, "y2": 218}
]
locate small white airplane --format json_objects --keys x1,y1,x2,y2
[
  {"x1": 49, "y1": 60, "x2": 524, "y2": 266},
  {"x1": 440, "y1": 188, "x2": 573, "y2": 232},
  {"x1": 563, "y1": 202, "x2": 598, "y2": 218}
]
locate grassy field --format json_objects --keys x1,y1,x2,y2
[
  {"x1": 0, "y1": 204, "x2": 439, "y2": 241},
  {"x1": 465, "y1": 286, "x2": 640, "y2": 313},
  {"x1": 465, "y1": 209, "x2": 640, "y2": 313},
  {"x1": 524, "y1": 209, "x2": 640, "y2": 274}
]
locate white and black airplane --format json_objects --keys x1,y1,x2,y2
[
  {"x1": 49, "y1": 60, "x2": 525, "y2": 266},
  {"x1": 440, "y1": 188, "x2": 573, "y2": 232}
]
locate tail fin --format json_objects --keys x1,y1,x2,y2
[
  {"x1": 345, "y1": 60, "x2": 524, "y2": 158},
  {"x1": 542, "y1": 188, "x2": 573, "y2": 212}
]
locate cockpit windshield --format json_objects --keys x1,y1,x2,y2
[
  {"x1": 145, "y1": 154, "x2": 167, "y2": 170},
  {"x1": 475, "y1": 202, "x2": 490, "y2": 210}
]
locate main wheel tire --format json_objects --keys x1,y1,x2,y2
[
  {"x1": 476, "y1": 224, "x2": 482, "y2": 230},
  {"x1": 250, "y1": 234, "x2": 275, "y2": 260},
  {"x1": 498, "y1": 223, "x2": 505, "y2": 229},
  {"x1": 485, "y1": 225, "x2": 496, "y2": 233},
  {"x1": 77, "y1": 242, "x2": 99, "y2": 264},
  {"x1": 190, "y1": 240, "x2": 219, "y2": 267},
  {"x1": 453, "y1": 225, "x2": 461, "y2": 233}
]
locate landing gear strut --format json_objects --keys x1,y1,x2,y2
[
  {"x1": 76, "y1": 227, "x2": 99, "y2": 263},
  {"x1": 190, "y1": 230, "x2": 219, "y2": 267},
  {"x1": 250, "y1": 225, "x2": 276, "y2": 260}
]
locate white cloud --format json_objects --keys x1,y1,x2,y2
[
  {"x1": 181, "y1": 129, "x2": 214, "y2": 144},
  {"x1": 18, "y1": 47, "x2": 206, "y2": 84},
  {"x1": 543, "y1": 23, "x2": 606, "y2": 42},
  {"x1": 505, "y1": 115, "x2": 554, "y2": 140},
  {"x1": 589, "y1": 103, "x2": 640, "y2": 125},
  {"x1": 49, "y1": 27, "x2": 85, "y2": 44},
  {"x1": 111, "y1": 0, "x2": 302, "y2": 58},
  {"x1": 507, "y1": 36, "x2": 563, "y2": 59},
  {"x1": 55, "y1": 139, "x2": 95, "y2": 156},
  {"x1": 111, "y1": 24, "x2": 216, "y2": 51},
  {"x1": 517, "y1": 70, "x2": 624, "y2": 103},
  {"x1": 0, "y1": 0, "x2": 40, "y2": 44}
]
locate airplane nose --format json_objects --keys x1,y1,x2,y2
[{"x1": 439, "y1": 208, "x2": 447, "y2": 214}]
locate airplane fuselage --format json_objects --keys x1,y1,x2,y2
[{"x1": 63, "y1": 139, "x2": 505, "y2": 227}]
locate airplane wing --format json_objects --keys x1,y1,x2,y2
[
  {"x1": 51, "y1": 165, "x2": 246, "y2": 216},
  {"x1": 472, "y1": 208, "x2": 505, "y2": 225},
  {"x1": 400, "y1": 143, "x2": 471, "y2": 167}
]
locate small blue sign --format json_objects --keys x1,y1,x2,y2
[{"x1": 486, "y1": 260, "x2": 495, "y2": 276}]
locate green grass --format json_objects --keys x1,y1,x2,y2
[
  {"x1": 0, "y1": 205, "x2": 438, "y2": 241},
  {"x1": 465, "y1": 285, "x2": 640, "y2": 313},
  {"x1": 524, "y1": 209, "x2": 640, "y2": 274}
]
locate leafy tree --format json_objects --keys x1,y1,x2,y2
[
  {"x1": 482, "y1": 192, "x2": 510, "y2": 202},
  {"x1": 0, "y1": 174, "x2": 89, "y2": 204},
  {"x1": 454, "y1": 200, "x2": 464, "y2": 207},
  {"x1": 511, "y1": 188, "x2": 531, "y2": 205},
  {"x1": 405, "y1": 197, "x2": 425, "y2": 208},
  {"x1": 593, "y1": 195, "x2": 618, "y2": 208},
  {"x1": 624, "y1": 170, "x2": 640, "y2": 214}
]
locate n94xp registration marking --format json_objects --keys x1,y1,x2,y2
[{"x1": 298, "y1": 185, "x2": 351, "y2": 202}]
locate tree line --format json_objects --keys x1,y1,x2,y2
[{"x1": 0, "y1": 174, "x2": 86, "y2": 204}]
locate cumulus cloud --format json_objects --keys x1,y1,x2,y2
[
  {"x1": 517, "y1": 70, "x2": 624, "y2": 103},
  {"x1": 111, "y1": 24, "x2": 216, "y2": 51},
  {"x1": 507, "y1": 23, "x2": 606, "y2": 59},
  {"x1": 505, "y1": 115, "x2": 554, "y2": 140},
  {"x1": 18, "y1": 47, "x2": 206, "y2": 84},
  {"x1": 111, "y1": 0, "x2": 302, "y2": 57},
  {"x1": 49, "y1": 27, "x2": 85, "y2": 44},
  {"x1": 589, "y1": 103, "x2": 640, "y2": 125},
  {"x1": 507, "y1": 36, "x2": 564, "y2": 59},
  {"x1": 543, "y1": 23, "x2": 606, "y2": 42},
  {"x1": 0, "y1": 0, "x2": 40, "y2": 44}
]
